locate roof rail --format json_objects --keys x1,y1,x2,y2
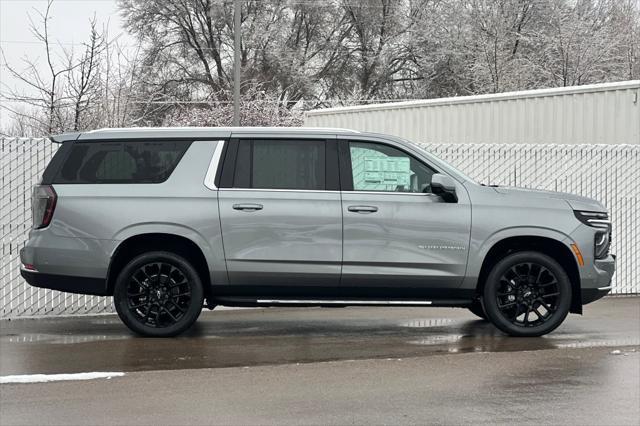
[{"x1": 49, "y1": 126, "x2": 361, "y2": 142}]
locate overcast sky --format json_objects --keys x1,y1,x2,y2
[{"x1": 0, "y1": 0, "x2": 133, "y2": 129}]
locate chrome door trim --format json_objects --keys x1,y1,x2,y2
[
  {"x1": 203, "y1": 140, "x2": 226, "y2": 190},
  {"x1": 219, "y1": 187, "x2": 341, "y2": 194}
]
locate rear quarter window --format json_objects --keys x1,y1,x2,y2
[{"x1": 54, "y1": 140, "x2": 191, "y2": 184}]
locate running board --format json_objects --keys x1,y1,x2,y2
[
  {"x1": 257, "y1": 299, "x2": 433, "y2": 306},
  {"x1": 213, "y1": 296, "x2": 448, "y2": 307}
]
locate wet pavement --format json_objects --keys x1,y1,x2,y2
[
  {"x1": 1, "y1": 297, "x2": 638, "y2": 375},
  {"x1": 1, "y1": 297, "x2": 639, "y2": 425},
  {"x1": 1, "y1": 346, "x2": 638, "y2": 425}
]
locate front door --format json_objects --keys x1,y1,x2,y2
[
  {"x1": 339, "y1": 139, "x2": 471, "y2": 298},
  {"x1": 218, "y1": 138, "x2": 342, "y2": 289}
]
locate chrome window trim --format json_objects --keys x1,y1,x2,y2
[
  {"x1": 203, "y1": 140, "x2": 226, "y2": 190},
  {"x1": 219, "y1": 187, "x2": 340, "y2": 194},
  {"x1": 218, "y1": 188, "x2": 437, "y2": 196},
  {"x1": 348, "y1": 191, "x2": 437, "y2": 197}
]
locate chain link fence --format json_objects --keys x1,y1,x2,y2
[
  {"x1": 1, "y1": 138, "x2": 638, "y2": 317},
  {"x1": 1, "y1": 138, "x2": 114, "y2": 317}
]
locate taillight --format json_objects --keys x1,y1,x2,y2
[{"x1": 32, "y1": 185, "x2": 57, "y2": 229}]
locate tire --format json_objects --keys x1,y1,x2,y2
[
  {"x1": 114, "y1": 251, "x2": 204, "y2": 337},
  {"x1": 482, "y1": 251, "x2": 571, "y2": 337},
  {"x1": 468, "y1": 300, "x2": 487, "y2": 320}
]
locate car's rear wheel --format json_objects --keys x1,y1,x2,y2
[
  {"x1": 114, "y1": 251, "x2": 204, "y2": 337},
  {"x1": 483, "y1": 251, "x2": 571, "y2": 337},
  {"x1": 468, "y1": 300, "x2": 487, "y2": 320}
]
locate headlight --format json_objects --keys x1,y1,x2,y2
[
  {"x1": 573, "y1": 210, "x2": 611, "y2": 259},
  {"x1": 594, "y1": 230, "x2": 611, "y2": 259},
  {"x1": 573, "y1": 210, "x2": 609, "y2": 228}
]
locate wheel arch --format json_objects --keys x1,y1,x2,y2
[
  {"x1": 475, "y1": 235, "x2": 582, "y2": 314},
  {"x1": 106, "y1": 233, "x2": 214, "y2": 306}
]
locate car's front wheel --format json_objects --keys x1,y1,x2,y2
[
  {"x1": 483, "y1": 251, "x2": 572, "y2": 337},
  {"x1": 114, "y1": 251, "x2": 204, "y2": 337}
]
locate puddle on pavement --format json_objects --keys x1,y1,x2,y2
[
  {"x1": 399, "y1": 318, "x2": 455, "y2": 328},
  {"x1": 0, "y1": 333, "x2": 130, "y2": 344},
  {"x1": 554, "y1": 337, "x2": 640, "y2": 349},
  {"x1": 408, "y1": 334, "x2": 464, "y2": 345}
]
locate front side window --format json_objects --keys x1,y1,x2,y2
[
  {"x1": 349, "y1": 141, "x2": 436, "y2": 193},
  {"x1": 55, "y1": 140, "x2": 190, "y2": 184},
  {"x1": 234, "y1": 139, "x2": 325, "y2": 190}
]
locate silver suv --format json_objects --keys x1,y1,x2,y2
[{"x1": 21, "y1": 127, "x2": 615, "y2": 337}]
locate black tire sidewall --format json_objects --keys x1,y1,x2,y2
[
  {"x1": 483, "y1": 251, "x2": 572, "y2": 337},
  {"x1": 114, "y1": 251, "x2": 204, "y2": 337}
]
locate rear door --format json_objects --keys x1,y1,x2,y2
[
  {"x1": 217, "y1": 137, "x2": 342, "y2": 289},
  {"x1": 338, "y1": 137, "x2": 471, "y2": 297}
]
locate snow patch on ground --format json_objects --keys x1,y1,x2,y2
[{"x1": 0, "y1": 372, "x2": 125, "y2": 384}]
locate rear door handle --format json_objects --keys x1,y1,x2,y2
[
  {"x1": 233, "y1": 203, "x2": 263, "y2": 212},
  {"x1": 348, "y1": 205, "x2": 378, "y2": 213}
]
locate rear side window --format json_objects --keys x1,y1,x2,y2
[
  {"x1": 233, "y1": 139, "x2": 325, "y2": 190},
  {"x1": 54, "y1": 141, "x2": 191, "y2": 184}
]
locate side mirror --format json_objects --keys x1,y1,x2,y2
[{"x1": 431, "y1": 173, "x2": 458, "y2": 203}]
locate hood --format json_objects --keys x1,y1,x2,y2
[{"x1": 493, "y1": 186, "x2": 606, "y2": 212}]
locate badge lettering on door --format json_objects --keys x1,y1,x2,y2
[{"x1": 418, "y1": 245, "x2": 466, "y2": 251}]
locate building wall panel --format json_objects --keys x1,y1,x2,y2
[{"x1": 305, "y1": 81, "x2": 640, "y2": 145}]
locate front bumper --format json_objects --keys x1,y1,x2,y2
[
  {"x1": 581, "y1": 286, "x2": 612, "y2": 304},
  {"x1": 581, "y1": 254, "x2": 615, "y2": 304}
]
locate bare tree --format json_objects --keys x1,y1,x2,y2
[
  {"x1": 3, "y1": 0, "x2": 638, "y2": 134},
  {"x1": 100, "y1": 39, "x2": 142, "y2": 128},
  {"x1": 462, "y1": 0, "x2": 539, "y2": 93},
  {"x1": 66, "y1": 17, "x2": 105, "y2": 131},
  {"x1": 614, "y1": 0, "x2": 640, "y2": 79},
  {"x1": 0, "y1": 0, "x2": 80, "y2": 134},
  {"x1": 1, "y1": 1, "x2": 137, "y2": 135},
  {"x1": 534, "y1": 0, "x2": 631, "y2": 86}
]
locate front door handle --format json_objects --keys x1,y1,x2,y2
[
  {"x1": 348, "y1": 205, "x2": 378, "y2": 213},
  {"x1": 233, "y1": 203, "x2": 263, "y2": 212}
]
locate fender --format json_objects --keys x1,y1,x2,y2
[
  {"x1": 464, "y1": 225, "x2": 576, "y2": 283},
  {"x1": 110, "y1": 222, "x2": 228, "y2": 286}
]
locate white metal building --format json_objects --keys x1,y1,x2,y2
[{"x1": 304, "y1": 80, "x2": 640, "y2": 145}]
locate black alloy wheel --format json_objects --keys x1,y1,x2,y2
[
  {"x1": 483, "y1": 251, "x2": 571, "y2": 337},
  {"x1": 114, "y1": 251, "x2": 204, "y2": 337},
  {"x1": 126, "y1": 262, "x2": 192, "y2": 328},
  {"x1": 496, "y1": 262, "x2": 561, "y2": 326}
]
